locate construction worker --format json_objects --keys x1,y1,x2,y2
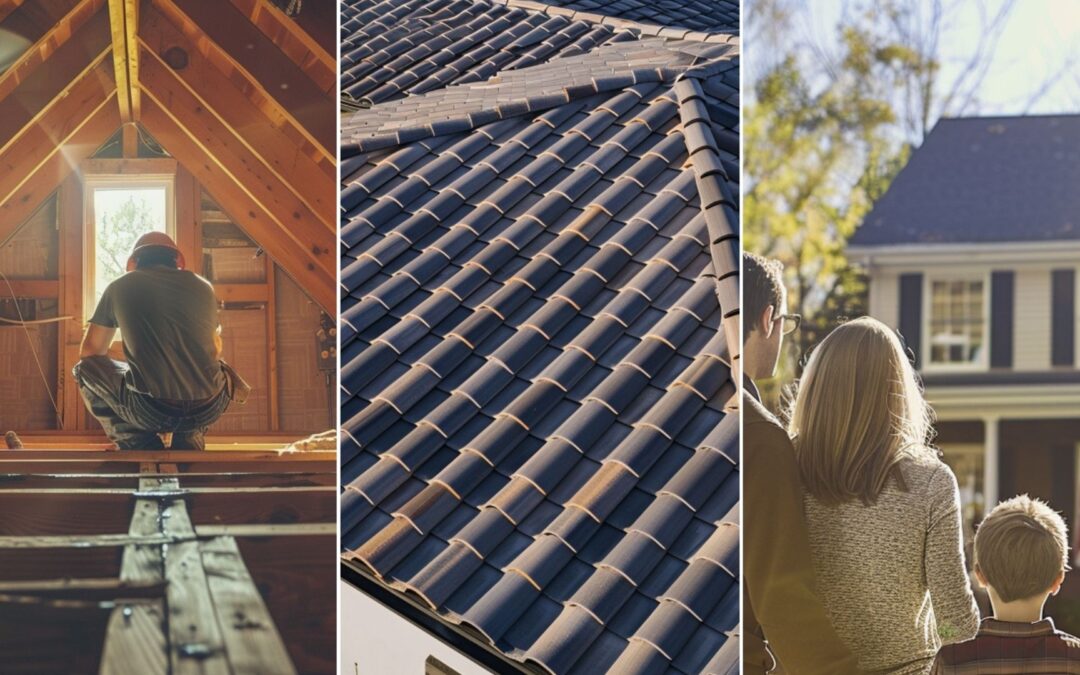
[{"x1": 72, "y1": 232, "x2": 247, "y2": 450}]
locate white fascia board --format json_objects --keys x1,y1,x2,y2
[{"x1": 849, "y1": 240, "x2": 1080, "y2": 269}]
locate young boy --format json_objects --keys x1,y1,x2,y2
[{"x1": 933, "y1": 495, "x2": 1080, "y2": 673}]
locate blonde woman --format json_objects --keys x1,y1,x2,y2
[{"x1": 788, "y1": 317, "x2": 979, "y2": 674}]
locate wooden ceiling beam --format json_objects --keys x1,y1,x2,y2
[
  {"x1": 0, "y1": 0, "x2": 79, "y2": 38},
  {"x1": 0, "y1": 1, "x2": 28, "y2": 24},
  {"x1": 151, "y1": 0, "x2": 333, "y2": 156},
  {"x1": 227, "y1": 0, "x2": 333, "y2": 95},
  {"x1": 139, "y1": 4, "x2": 333, "y2": 225},
  {"x1": 139, "y1": 72, "x2": 335, "y2": 312},
  {"x1": 0, "y1": 0, "x2": 104, "y2": 104},
  {"x1": 0, "y1": 6, "x2": 110, "y2": 151},
  {"x1": 105, "y1": 0, "x2": 138, "y2": 122},
  {"x1": 0, "y1": 66, "x2": 118, "y2": 245}
]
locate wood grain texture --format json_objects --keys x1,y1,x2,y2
[
  {"x1": 99, "y1": 475, "x2": 168, "y2": 675},
  {"x1": 201, "y1": 536, "x2": 296, "y2": 674}
]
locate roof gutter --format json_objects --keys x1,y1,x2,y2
[{"x1": 341, "y1": 561, "x2": 530, "y2": 675}]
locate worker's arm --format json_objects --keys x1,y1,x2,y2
[
  {"x1": 744, "y1": 417, "x2": 864, "y2": 675},
  {"x1": 79, "y1": 323, "x2": 117, "y2": 358}
]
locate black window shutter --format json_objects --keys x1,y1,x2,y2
[
  {"x1": 990, "y1": 271, "x2": 1014, "y2": 368},
  {"x1": 898, "y1": 273, "x2": 922, "y2": 368},
  {"x1": 1052, "y1": 269, "x2": 1075, "y2": 367}
]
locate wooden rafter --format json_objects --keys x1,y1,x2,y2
[
  {"x1": 139, "y1": 89, "x2": 335, "y2": 311},
  {"x1": 0, "y1": 0, "x2": 104, "y2": 104},
  {"x1": 0, "y1": 0, "x2": 28, "y2": 24},
  {"x1": 138, "y1": 4, "x2": 334, "y2": 226},
  {"x1": 227, "y1": 0, "x2": 334, "y2": 94},
  {"x1": 0, "y1": 85, "x2": 119, "y2": 245},
  {"x1": 0, "y1": 7, "x2": 111, "y2": 157},
  {"x1": 105, "y1": 0, "x2": 138, "y2": 122},
  {"x1": 152, "y1": 0, "x2": 334, "y2": 158}
]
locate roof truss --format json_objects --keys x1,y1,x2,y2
[{"x1": 0, "y1": 0, "x2": 335, "y2": 310}]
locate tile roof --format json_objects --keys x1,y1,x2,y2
[
  {"x1": 339, "y1": 16, "x2": 741, "y2": 675},
  {"x1": 340, "y1": 0, "x2": 736, "y2": 109},
  {"x1": 852, "y1": 114, "x2": 1080, "y2": 247},
  {"x1": 528, "y1": 0, "x2": 739, "y2": 33}
]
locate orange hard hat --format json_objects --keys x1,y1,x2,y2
[{"x1": 126, "y1": 231, "x2": 186, "y2": 272}]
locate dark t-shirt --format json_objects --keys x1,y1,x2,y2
[{"x1": 90, "y1": 267, "x2": 225, "y2": 401}]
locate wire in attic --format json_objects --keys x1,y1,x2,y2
[{"x1": 0, "y1": 268, "x2": 67, "y2": 429}]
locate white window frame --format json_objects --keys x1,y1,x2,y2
[
  {"x1": 83, "y1": 173, "x2": 176, "y2": 324},
  {"x1": 922, "y1": 272, "x2": 991, "y2": 373}
]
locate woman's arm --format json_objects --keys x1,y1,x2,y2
[{"x1": 925, "y1": 462, "x2": 981, "y2": 645}]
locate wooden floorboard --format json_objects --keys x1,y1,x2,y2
[{"x1": 99, "y1": 475, "x2": 168, "y2": 675}]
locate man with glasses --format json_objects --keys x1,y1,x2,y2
[{"x1": 742, "y1": 252, "x2": 861, "y2": 674}]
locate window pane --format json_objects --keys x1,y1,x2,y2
[
  {"x1": 928, "y1": 278, "x2": 986, "y2": 365},
  {"x1": 92, "y1": 187, "x2": 168, "y2": 311}
]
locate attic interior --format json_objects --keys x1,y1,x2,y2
[
  {"x1": 0, "y1": 1, "x2": 337, "y2": 672},
  {"x1": 0, "y1": 0, "x2": 337, "y2": 445}
]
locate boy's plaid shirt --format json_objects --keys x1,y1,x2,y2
[{"x1": 933, "y1": 617, "x2": 1080, "y2": 674}]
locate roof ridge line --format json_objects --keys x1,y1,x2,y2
[
  {"x1": 673, "y1": 76, "x2": 740, "y2": 360},
  {"x1": 342, "y1": 65, "x2": 681, "y2": 157},
  {"x1": 494, "y1": 0, "x2": 739, "y2": 41}
]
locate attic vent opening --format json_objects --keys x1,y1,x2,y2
[{"x1": 163, "y1": 47, "x2": 189, "y2": 71}]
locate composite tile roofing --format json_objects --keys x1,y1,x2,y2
[
  {"x1": 534, "y1": 0, "x2": 738, "y2": 33},
  {"x1": 340, "y1": 0, "x2": 736, "y2": 109},
  {"x1": 852, "y1": 114, "x2": 1080, "y2": 247},
  {"x1": 340, "y1": 6, "x2": 740, "y2": 674}
]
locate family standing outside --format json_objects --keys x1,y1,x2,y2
[{"x1": 742, "y1": 252, "x2": 1080, "y2": 674}]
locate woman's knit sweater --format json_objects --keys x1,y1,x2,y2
[{"x1": 802, "y1": 453, "x2": 980, "y2": 674}]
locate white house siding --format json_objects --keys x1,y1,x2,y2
[
  {"x1": 868, "y1": 271, "x2": 899, "y2": 329},
  {"x1": 341, "y1": 581, "x2": 495, "y2": 675},
  {"x1": 1013, "y1": 269, "x2": 1051, "y2": 370}
]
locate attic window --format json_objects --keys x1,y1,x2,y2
[{"x1": 84, "y1": 175, "x2": 175, "y2": 323}]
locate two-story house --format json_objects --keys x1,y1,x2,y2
[{"x1": 850, "y1": 114, "x2": 1080, "y2": 547}]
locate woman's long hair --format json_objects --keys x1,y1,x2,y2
[{"x1": 787, "y1": 316, "x2": 936, "y2": 505}]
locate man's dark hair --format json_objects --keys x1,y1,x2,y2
[
  {"x1": 135, "y1": 246, "x2": 179, "y2": 269},
  {"x1": 743, "y1": 252, "x2": 784, "y2": 338}
]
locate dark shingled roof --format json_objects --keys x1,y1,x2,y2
[
  {"x1": 852, "y1": 114, "x2": 1080, "y2": 247},
  {"x1": 340, "y1": 0, "x2": 735, "y2": 109},
  {"x1": 339, "y1": 11, "x2": 740, "y2": 675}
]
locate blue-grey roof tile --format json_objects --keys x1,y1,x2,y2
[{"x1": 341, "y1": 7, "x2": 741, "y2": 670}]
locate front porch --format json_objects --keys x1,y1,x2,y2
[{"x1": 931, "y1": 383, "x2": 1080, "y2": 632}]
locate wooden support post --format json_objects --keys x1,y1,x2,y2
[
  {"x1": 174, "y1": 165, "x2": 197, "y2": 271},
  {"x1": 122, "y1": 122, "x2": 138, "y2": 157},
  {"x1": 58, "y1": 174, "x2": 85, "y2": 431},
  {"x1": 267, "y1": 259, "x2": 279, "y2": 431}
]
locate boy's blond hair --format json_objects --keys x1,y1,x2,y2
[{"x1": 975, "y1": 495, "x2": 1070, "y2": 602}]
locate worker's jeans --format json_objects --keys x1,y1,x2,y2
[{"x1": 72, "y1": 356, "x2": 230, "y2": 450}]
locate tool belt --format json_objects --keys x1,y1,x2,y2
[{"x1": 220, "y1": 360, "x2": 251, "y2": 405}]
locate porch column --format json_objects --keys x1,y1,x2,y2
[{"x1": 983, "y1": 416, "x2": 999, "y2": 509}]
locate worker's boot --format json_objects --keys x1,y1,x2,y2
[{"x1": 170, "y1": 431, "x2": 206, "y2": 451}]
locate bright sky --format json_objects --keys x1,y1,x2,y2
[
  {"x1": 92, "y1": 187, "x2": 167, "y2": 309},
  {"x1": 749, "y1": 0, "x2": 1080, "y2": 121}
]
